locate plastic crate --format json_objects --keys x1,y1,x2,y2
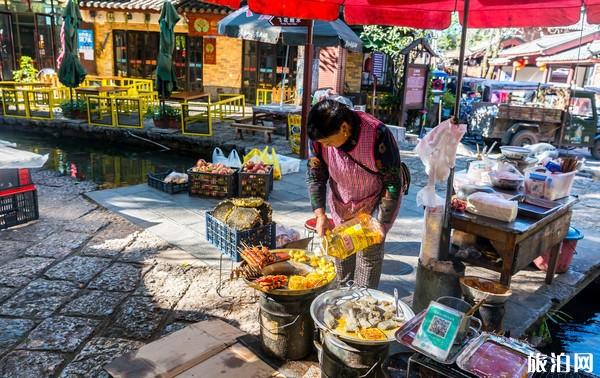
[
  {"x1": 187, "y1": 168, "x2": 238, "y2": 198},
  {"x1": 0, "y1": 168, "x2": 32, "y2": 191},
  {"x1": 205, "y1": 211, "x2": 276, "y2": 262},
  {"x1": 0, "y1": 184, "x2": 39, "y2": 230},
  {"x1": 147, "y1": 170, "x2": 189, "y2": 194},
  {"x1": 238, "y1": 166, "x2": 273, "y2": 199}
]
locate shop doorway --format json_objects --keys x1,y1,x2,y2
[{"x1": 242, "y1": 40, "x2": 298, "y2": 103}]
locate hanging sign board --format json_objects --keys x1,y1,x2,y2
[
  {"x1": 268, "y1": 17, "x2": 311, "y2": 27},
  {"x1": 77, "y1": 29, "x2": 94, "y2": 61},
  {"x1": 203, "y1": 37, "x2": 217, "y2": 65},
  {"x1": 403, "y1": 64, "x2": 428, "y2": 109},
  {"x1": 188, "y1": 14, "x2": 222, "y2": 36}
]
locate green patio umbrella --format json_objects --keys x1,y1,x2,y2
[
  {"x1": 156, "y1": 1, "x2": 181, "y2": 106},
  {"x1": 57, "y1": 0, "x2": 86, "y2": 100}
]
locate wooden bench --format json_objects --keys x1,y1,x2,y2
[{"x1": 231, "y1": 122, "x2": 277, "y2": 143}]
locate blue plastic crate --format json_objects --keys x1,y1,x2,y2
[{"x1": 205, "y1": 211, "x2": 276, "y2": 262}]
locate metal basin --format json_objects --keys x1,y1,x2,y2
[{"x1": 460, "y1": 276, "x2": 512, "y2": 305}]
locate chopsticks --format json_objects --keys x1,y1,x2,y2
[{"x1": 560, "y1": 157, "x2": 578, "y2": 173}]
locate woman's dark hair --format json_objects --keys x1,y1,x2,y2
[{"x1": 307, "y1": 99, "x2": 360, "y2": 140}]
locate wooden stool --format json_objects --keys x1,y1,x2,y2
[{"x1": 304, "y1": 217, "x2": 335, "y2": 252}]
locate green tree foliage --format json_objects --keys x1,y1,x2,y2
[
  {"x1": 12, "y1": 56, "x2": 39, "y2": 83},
  {"x1": 360, "y1": 25, "x2": 428, "y2": 94}
]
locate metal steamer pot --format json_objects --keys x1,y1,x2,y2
[
  {"x1": 315, "y1": 330, "x2": 390, "y2": 378},
  {"x1": 259, "y1": 290, "x2": 318, "y2": 361},
  {"x1": 310, "y1": 287, "x2": 416, "y2": 346}
]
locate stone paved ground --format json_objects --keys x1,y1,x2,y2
[{"x1": 0, "y1": 171, "x2": 260, "y2": 378}]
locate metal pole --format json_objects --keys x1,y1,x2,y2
[
  {"x1": 280, "y1": 45, "x2": 290, "y2": 107},
  {"x1": 299, "y1": 20, "x2": 314, "y2": 160},
  {"x1": 439, "y1": 0, "x2": 470, "y2": 260}
]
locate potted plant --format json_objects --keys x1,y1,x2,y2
[
  {"x1": 145, "y1": 104, "x2": 181, "y2": 129},
  {"x1": 59, "y1": 99, "x2": 89, "y2": 120},
  {"x1": 12, "y1": 56, "x2": 39, "y2": 83}
]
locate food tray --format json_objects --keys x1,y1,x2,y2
[
  {"x1": 395, "y1": 309, "x2": 479, "y2": 364},
  {"x1": 0, "y1": 168, "x2": 32, "y2": 191},
  {"x1": 518, "y1": 196, "x2": 560, "y2": 219},
  {"x1": 0, "y1": 184, "x2": 39, "y2": 230},
  {"x1": 205, "y1": 211, "x2": 275, "y2": 262},
  {"x1": 456, "y1": 333, "x2": 537, "y2": 377},
  {"x1": 238, "y1": 166, "x2": 273, "y2": 200},
  {"x1": 187, "y1": 168, "x2": 237, "y2": 198},
  {"x1": 147, "y1": 170, "x2": 188, "y2": 194},
  {"x1": 311, "y1": 287, "x2": 415, "y2": 346},
  {"x1": 242, "y1": 250, "x2": 336, "y2": 296}
]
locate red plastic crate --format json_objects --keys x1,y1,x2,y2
[{"x1": 0, "y1": 184, "x2": 39, "y2": 230}]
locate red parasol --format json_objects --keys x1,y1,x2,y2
[{"x1": 206, "y1": 0, "x2": 600, "y2": 29}]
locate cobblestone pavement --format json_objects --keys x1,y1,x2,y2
[{"x1": 0, "y1": 171, "x2": 259, "y2": 378}]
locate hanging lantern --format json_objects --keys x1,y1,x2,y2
[{"x1": 513, "y1": 58, "x2": 526, "y2": 71}]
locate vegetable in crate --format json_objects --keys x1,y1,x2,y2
[
  {"x1": 242, "y1": 161, "x2": 272, "y2": 174},
  {"x1": 191, "y1": 159, "x2": 234, "y2": 174},
  {"x1": 211, "y1": 198, "x2": 272, "y2": 229}
]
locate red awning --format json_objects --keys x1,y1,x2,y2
[{"x1": 204, "y1": 0, "x2": 600, "y2": 29}]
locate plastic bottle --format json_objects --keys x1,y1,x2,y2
[{"x1": 321, "y1": 213, "x2": 384, "y2": 260}]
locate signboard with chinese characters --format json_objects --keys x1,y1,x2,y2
[
  {"x1": 403, "y1": 64, "x2": 428, "y2": 109},
  {"x1": 77, "y1": 29, "x2": 94, "y2": 61},
  {"x1": 204, "y1": 37, "x2": 217, "y2": 65},
  {"x1": 188, "y1": 14, "x2": 222, "y2": 36},
  {"x1": 268, "y1": 17, "x2": 310, "y2": 27}
]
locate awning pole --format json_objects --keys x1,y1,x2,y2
[
  {"x1": 300, "y1": 20, "x2": 314, "y2": 159},
  {"x1": 280, "y1": 45, "x2": 290, "y2": 107},
  {"x1": 439, "y1": 0, "x2": 470, "y2": 260}
]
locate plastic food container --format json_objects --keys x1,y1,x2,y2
[
  {"x1": 488, "y1": 171, "x2": 524, "y2": 190},
  {"x1": 524, "y1": 167, "x2": 576, "y2": 201}
]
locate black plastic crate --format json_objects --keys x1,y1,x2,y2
[
  {"x1": 205, "y1": 211, "x2": 276, "y2": 262},
  {"x1": 147, "y1": 170, "x2": 189, "y2": 194},
  {"x1": 187, "y1": 168, "x2": 238, "y2": 198},
  {"x1": 0, "y1": 168, "x2": 32, "y2": 191},
  {"x1": 0, "y1": 186, "x2": 39, "y2": 230},
  {"x1": 238, "y1": 166, "x2": 273, "y2": 200}
]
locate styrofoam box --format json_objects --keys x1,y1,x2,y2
[{"x1": 278, "y1": 154, "x2": 301, "y2": 175}]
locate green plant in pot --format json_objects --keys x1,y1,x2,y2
[
  {"x1": 145, "y1": 104, "x2": 181, "y2": 129},
  {"x1": 60, "y1": 99, "x2": 88, "y2": 120},
  {"x1": 12, "y1": 56, "x2": 39, "y2": 83}
]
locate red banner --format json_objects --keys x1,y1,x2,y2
[
  {"x1": 204, "y1": 37, "x2": 217, "y2": 65},
  {"x1": 188, "y1": 14, "x2": 222, "y2": 36}
]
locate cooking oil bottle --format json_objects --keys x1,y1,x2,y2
[{"x1": 321, "y1": 213, "x2": 384, "y2": 260}]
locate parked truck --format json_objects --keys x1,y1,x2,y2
[{"x1": 475, "y1": 88, "x2": 600, "y2": 160}]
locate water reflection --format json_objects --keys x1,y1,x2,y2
[{"x1": 1, "y1": 131, "x2": 198, "y2": 189}]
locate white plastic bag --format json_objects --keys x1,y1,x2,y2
[
  {"x1": 415, "y1": 119, "x2": 467, "y2": 184},
  {"x1": 212, "y1": 147, "x2": 241, "y2": 168},
  {"x1": 228, "y1": 149, "x2": 242, "y2": 168}
]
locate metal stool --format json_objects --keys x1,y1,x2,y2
[{"x1": 304, "y1": 217, "x2": 335, "y2": 252}]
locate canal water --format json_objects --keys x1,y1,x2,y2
[
  {"x1": 542, "y1": 279, "x2": 600, "y2": 376},
  {"x1": 0, "y1": 129, "x2": 198, "y2": 189}
]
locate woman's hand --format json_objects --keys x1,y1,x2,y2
[{"x1": 314, "y1": 209, "x2": 332, "y2": 237}]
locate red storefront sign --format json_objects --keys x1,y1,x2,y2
[
  {"x1": 188, "y1": 14, "x2": 222, "y2": 36},
  {"x1": 204, "y1": 37, "x2": 217, "y2": 65}
]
